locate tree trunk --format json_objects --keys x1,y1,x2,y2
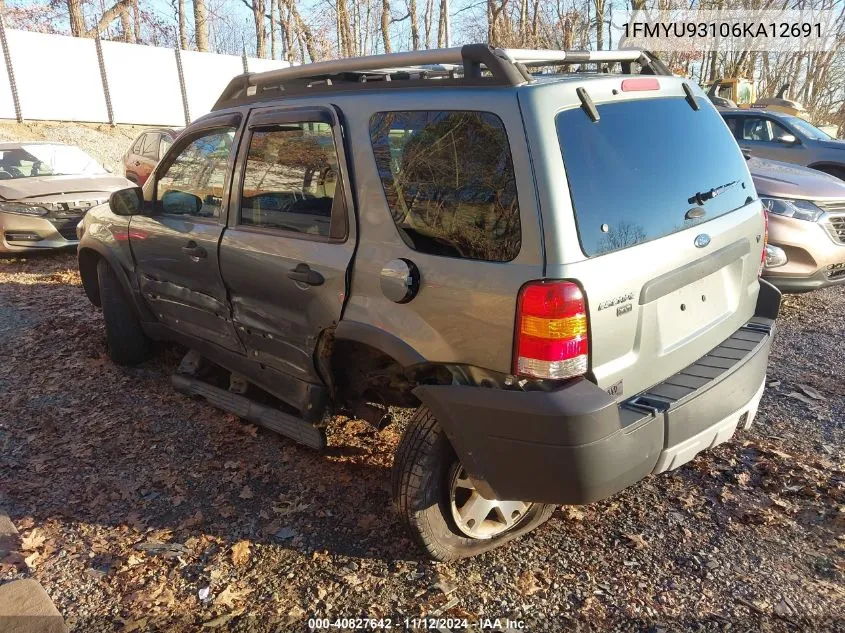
[
  {"x1": 423, "y1": 0, "x2": 434, "y2": 48},
  {"x1": 133, "y1": 0, "x2": 141, "y2": 42},
  {"x1": 282, "y1": 0, "x2": 317, "y2": 62},
  {"x1": 593, "y1": 0, "x2": 604, "y2": 50},
  {"x1": 193, "y1": 0, "x2": 209, "y2": 52},
  {"x1": 84, "y1": 0, "x2": 134, "y2": 37},
  {"x1": 120, "y1": 6, "x2": 132, "y2": 41},
  {"x1": 380, "y1": 0, "x2": 391, "y2": 53},
  {"x1": 68, "y1": 0, "x2": 86, "y2": 37},
  {"x1": 269, "y1": 0, "x2": 276, "y2": 59},
  {"x1": 252, "y1": 0, "x2": 267, "y2": 58},
  {"x1": 408, "y1": 0, "x2": 419, "y2": 49},
  {"x1": 437, "y1": 0, "x2": 446, "y2": 46},
  {"x1": 177, "y1": 0, "x2": 188, "y2": 49}
]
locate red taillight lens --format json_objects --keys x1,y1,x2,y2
[
  {"x1": 514, "y1": 281, "x2": 589, "y2": 380},
  {"x1": 759, "y1": 210, "x2": 769, "y2": 276}
]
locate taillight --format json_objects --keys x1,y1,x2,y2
[
  {"x1": 759, "y1": 210, "x2": 769, "y2": 276},
  {"x1": 514, "y1": 281, "x2": 589, "y2": 380}
]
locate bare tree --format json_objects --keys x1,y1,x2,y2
[
  {"x1": 193, "y1": 0, "x2": 209, "y2": 51},
  {"x1": 407, "y1": 0, "x2": 420, "y2": 49},
  {"x1": 380, "y1": 0, "x2": 392, "y2": 52},
  {"x1": 67, "y1": 0, "x2": 86, "y2": 36}
]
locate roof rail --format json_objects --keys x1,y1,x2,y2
[{"x1": 212, "y1": 44, "x2": 669, "y2": 111}]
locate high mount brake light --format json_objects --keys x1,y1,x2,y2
[
  {"x1": 514, "y1": 281, "x2": 589, "y2": 380},
  {"x1": 621, "y1": 78, "x2": 660, "y2": 92}
]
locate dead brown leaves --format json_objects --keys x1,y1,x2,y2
[{"x1": 231, "y1": 540, "x2": 251, "y2": 566}]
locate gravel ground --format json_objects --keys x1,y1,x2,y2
[
  {"x1": 0, "y1": 121, "x2": 155, "y2": 174},
  {"x1": 0, "y1": 252, "x2": 843, "y2": 632}
]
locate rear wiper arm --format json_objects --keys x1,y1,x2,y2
[{"x1": 688, "y1": 180, "x2": 739, "y2": 205}]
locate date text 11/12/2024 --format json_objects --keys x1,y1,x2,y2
[{"x1": 308, "y1": 617, "x2": 528, "y2": 630}]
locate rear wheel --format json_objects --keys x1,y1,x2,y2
[
  {"x1": 391, "y1": 405, "x2": 555, "y2": 561},
  {"x1": 97, "y1": 258, "x2": 152, "y2": 365}
]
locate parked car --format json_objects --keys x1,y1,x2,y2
[
  {"x1": 123, "y1": 128, "x2": 179, "y2": 186},
  {"x1": 748, "y1": 156, "x2": 845, "y2": 293},
  {"x1": 720, "y1": 108, "x2": 845, "y2": 180},
  {"x1": 78, "y1": 45, "x2": 780, "y2": 560},
  {"x1": 0, "y1": 142, "x2": 133, "y2": 253}
]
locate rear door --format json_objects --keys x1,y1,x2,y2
[
  {"x1": 541, "y1": 90, "x2": 765, "y2": 399},
  {"x1": 219, "y1": 105, "x2": 356, "y2": 383},
  {"x1": 125, "y1": 135, "x2": 145, "y2": 183},
  {"x1": 130, "y1": 113, "x2": 244, "y2": 352}
]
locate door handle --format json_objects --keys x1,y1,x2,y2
[
  {"x1": 181, "y1": 241, "x2": 207, "y2": 259},
  {"x1": 287, "y1": 263, "x2": 324, "y2": 286}
]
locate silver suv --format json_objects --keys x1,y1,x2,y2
[{"x1": 78, "y1": 45, "x2": 780, "y2": 560}]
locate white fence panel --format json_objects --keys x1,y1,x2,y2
[
  {"x1": 7, "y1": 30, "x2": 108, "y2": 122},
  {"x1": 0, "y1": 56, "x2": 14, "y2": 119},
  {"x1": 102, "y1": 40, "x2": 184, "y2": 126},
  {"x1": 246, "y1": 57, "x2": 291, "y2": 74},
  {"x1": 182, "y1": 50, "x2": 245, "y2": 120},
  {"x1": 0, "y1": 31, "x2": 296, "y2": 125}
]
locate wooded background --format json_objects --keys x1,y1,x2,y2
[{"x1": 1, "y1": 0, "x2": 843, "y2": 132}]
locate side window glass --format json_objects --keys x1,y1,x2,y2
[
  {"x1": 369, "y1": 110, "x2": 521, "y2": 262},
  {"x1": 743, "y1": 118, "x2": 773, "y2": 142},
  {"x1": 131, "y1": 135, "x2": 144, "y2": 154},
  {"x1": 724, "y1": 117, "x2": 739, "y2": 137},
  {"x1": 156, "y1": 128, "x2": 235, "y2": 218},
  {"x1": 141, "y1": 134, "x2": 161, "y2": 160},
  {"x1": 240, "y1": 122, "x2": 343, "y2": 239},
  {"x1": 159, "y1": 137, "x2": 172, "y2": 160},
  {"x1": 770, "y1": 121, "x2": 792, "y2": 141}
]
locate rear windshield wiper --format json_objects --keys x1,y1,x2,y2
[{"x1": 688, "y1": 180, "x2": 739, "y2": 205}]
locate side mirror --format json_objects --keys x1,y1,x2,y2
[
  {"x1": 109, "y1": 186, "x2": 144, "y2": 216},
  {"x1": 161, "y1": 189, "x2": 203, "y2": 215},
  {"x1": 776, "y1": 134, "x2": 799, "y2": 145}
]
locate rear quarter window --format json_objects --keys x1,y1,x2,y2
[
  {"x1": 557, "y1": 97, "x2": 753, "y2": 257},
  {"x1": 369, "y1": 110, "x2": 521, "y2": 262}
]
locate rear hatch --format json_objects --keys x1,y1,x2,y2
[{"x1": 539, "y1": 82, "x2": 764, "y2": 399}]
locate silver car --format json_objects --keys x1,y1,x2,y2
[
  {"x1": 0, "y1": 142, "x2": 132, "y2": 253},
  {"x1": 721, "y1": 109, "x2": 845, "y2": 181},
  {"x1": 78, "y1": 45, "x2": 780, "y2": 560}
]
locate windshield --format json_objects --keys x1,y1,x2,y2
[
  {"x1": 0, "y1": 144, "x2": 106, "y2": 179},
  {"x1": 784, "y1": 117, "x2": 833, "y2": 140},
  {"x1": 557, "y1": 97, "x2": 754, "y2": 257}
]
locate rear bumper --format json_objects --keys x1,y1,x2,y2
[{"x1": 414, "y1": 281, "x2": 780, "y2": 505}]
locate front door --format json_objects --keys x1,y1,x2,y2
[
  {"x1": 219, "y1": 105, "x2": 356, "y2": 384},
  {"x1": 130, "y1": 114, "x2": 244, "y2": 352},
  {"x1": 734, "y1": 115, "x2": 809, "y2": 165}
]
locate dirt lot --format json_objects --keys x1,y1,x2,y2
[{"x1": 0, "y1": 252, "x2": 843, "y2": 632}]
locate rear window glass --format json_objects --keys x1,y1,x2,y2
[{"x1": 557, "y1": 97, "x2": 753, "y2": 257}]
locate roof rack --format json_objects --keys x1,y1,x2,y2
[{"x1": 212, "y1": 44, "x2": 670, "y2": 111}]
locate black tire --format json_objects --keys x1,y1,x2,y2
[
  {"x1": 97, "y1": 258, "x2": 152, "y2": 365},
  {"x1": 391, "y1": 405, "x2": 555, "y2": 561}
]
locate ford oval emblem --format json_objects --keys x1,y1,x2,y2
[{"x1": 694, "y1": 234, "x2": 711, "y2": 248}]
